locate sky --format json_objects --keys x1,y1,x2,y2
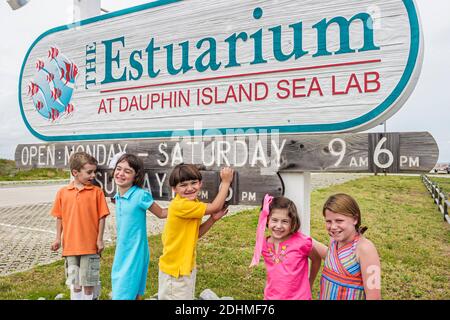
[{"x1": 0, "y1": 0, "x2": 449, "y2": 163}]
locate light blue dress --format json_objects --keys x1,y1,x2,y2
[{"x1": 111, "y1": 185, "x2": 154, "y2": 300}]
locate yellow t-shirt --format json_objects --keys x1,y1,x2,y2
[{"x1": 159, "y1": 194, "x2": 207, "y2": 277}]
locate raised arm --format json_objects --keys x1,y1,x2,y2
[
  {"x1": 198, "y1": 207, "x2": 228, "y2": 238},
  {"x1": 205, "y1": 167, "x2": 234, "y2": 215},
  {"x1": 148, "y1": 202, "x2": 168, "y2": 219}
]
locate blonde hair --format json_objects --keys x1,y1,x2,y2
[
  {"x1": 322, "y1": 193, "x2": 367, "y2": 234},
  {"x1": 69, "y1": 152, "x2": 98, "y2": 173}
]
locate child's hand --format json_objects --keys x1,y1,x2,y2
[
  {"x1": 220, "y1": 167, "x2": 234, "y2": 184},
  {"x1": 211, "y1": 207, "x2": 229, "y2": 222},
  {"x1": 51, "y1": 239, "x2": 61, "y2": 251},
  {"x1": 97, "y1": 240, "x2": 105, "y2": 256}
]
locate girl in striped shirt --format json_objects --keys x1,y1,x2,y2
[{"x1": 314, "y1": 193, "x2": 381, "y2": 300}]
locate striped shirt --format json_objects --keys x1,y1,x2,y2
[{"x1": 319, "y1": 234, "x2": 366, "y2": 300}]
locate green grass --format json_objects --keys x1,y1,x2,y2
[
  {"x1": 0, "y1": 159, "x2": 69, "y2": 181},
  {"x1": 309, "y1": 176, "x2": 450, "y2": 300},
  {"x1": 0, "y1": 175, "x2": 449, "y2": 300}
]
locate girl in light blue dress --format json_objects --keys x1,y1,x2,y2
[{"x1": 111, "y1": 153, "x2": 167, "y2": 300}]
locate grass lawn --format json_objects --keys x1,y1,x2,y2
[
  {"x1": 0, "y1": 175, "x2": 448, "y2": 300},
  {"x1": 0, "y1": 159, "x2": 69, "y2": 181}
]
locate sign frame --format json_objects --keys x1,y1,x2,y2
[{"x1": 19, "y1": 0, "x2": 423, "y2": 142}]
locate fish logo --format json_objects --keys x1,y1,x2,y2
[
  {"x1": 65, "y1": 103, "x2": 74, "y2": 114},
  {"x1": 27, "y1": 82, "x2": 40, "y2": 96},
  {"x1": 48, "y1": 47, "x2": 59, "y2": 59},
  {"x1": 50, "y1": 87, "x2": 62, "y2": 101},
  {"x1": 60, "y1": 62, "x2": 78, "y2": 85},
  {"x1": 51, "y1": 109, "x2": 60, "y2": 121},
  {"x1": 46, "y1": 73, "x2": 54, "y2": 82},
  {"x1": 35, "y1": 100, "x2": 44, "y2": 111},
  {"x1": 36, "y1": 59, "x2": 45, "y2": 71},
  {"x1": 27, "y1": 46, "x2": 77, "y2": 121}
]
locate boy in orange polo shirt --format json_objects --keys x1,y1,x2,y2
[{"x1": 50, "y1": 152, "x2": 110, "y2": 300}]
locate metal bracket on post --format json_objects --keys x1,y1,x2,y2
[{"x1": 278, "y1": 171, "x2": 311, "y2": 236}]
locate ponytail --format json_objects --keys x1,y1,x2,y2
[{"x1": 358, "y1": 226, "x2": 368, "y2": 234}]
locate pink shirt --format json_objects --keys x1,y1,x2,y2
[{"x1": 262, "y1": 232, "x2": 312, "y2": 300}]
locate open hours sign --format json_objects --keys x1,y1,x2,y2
[
  {"x1": 15, "y1": 131, "x2": 438, "y2": 204},
  {"x1": 19, "y1": 0, "x2": 423, "y2": 141},
  {"x1": 16, "y1": 132, "x2": 438, "y2": 173}
]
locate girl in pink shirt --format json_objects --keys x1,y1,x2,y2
[{"x1": 250, "y1": 195, "x2": 321, "y2": 300}]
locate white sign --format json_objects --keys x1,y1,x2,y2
[{"x1": 19, "y1": 0, "x2": 423, "y2": 141}]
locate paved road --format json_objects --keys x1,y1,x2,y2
[
  {"x1": 1, "y1": 173, "x2": 446, "y2": 276},
  {"x1": 0, "y1": 184, "x2": 66, "y2": 207}
]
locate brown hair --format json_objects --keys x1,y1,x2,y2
[
  {"x1": 169, "y1": 163, "x2": 202, "y2": 187},
  {"x1": 113, "y1": 153, "x2": 145, "y2": 188},
  {"x1": 69, "y1": 152, "x2": 98, "y2": 174},
  {"x1": 269, "y1": 196, "x2": 301, "y2": 234},
  {"x1": 322, "y1": 193, "x2": 368, "y2": 234}
]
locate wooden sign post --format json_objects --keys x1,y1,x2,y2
[
  {"x1": 15, "y1": 131, "x2": 439, "y2": 233},
  {"x1": 15, "y1": 132, "x2": 438, "y2": 173},
  {"x1": 16, "y1": 0, "x2": 427, "y2": 235}
]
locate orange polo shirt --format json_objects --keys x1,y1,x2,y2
[{"x1": 51, "y1": 182, "x2": 110, "y2": 256}]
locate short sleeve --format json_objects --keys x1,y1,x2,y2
[
  {"x1": 299, "y1": 233, "x2": 313, "y2": 257},
  {"x1": 171, "y1": 197, "x2": 207, "y2": 219},
  {"x1": 96, "y1": 188, "x2": 110, "y2": 219},
  {"x1": 139, "y1": 190, "x2": 154, "y2": 211},
  {"x1": 50, "y1": 189, "x2": 63, "y2": 218}
]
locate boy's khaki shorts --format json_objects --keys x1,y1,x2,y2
[
  {"x1": 64, "y1": 254, "x2": 100, "y2": 287},
  {"x1": 158, "y1": 269, "x2": 197, "y2": 300}
]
